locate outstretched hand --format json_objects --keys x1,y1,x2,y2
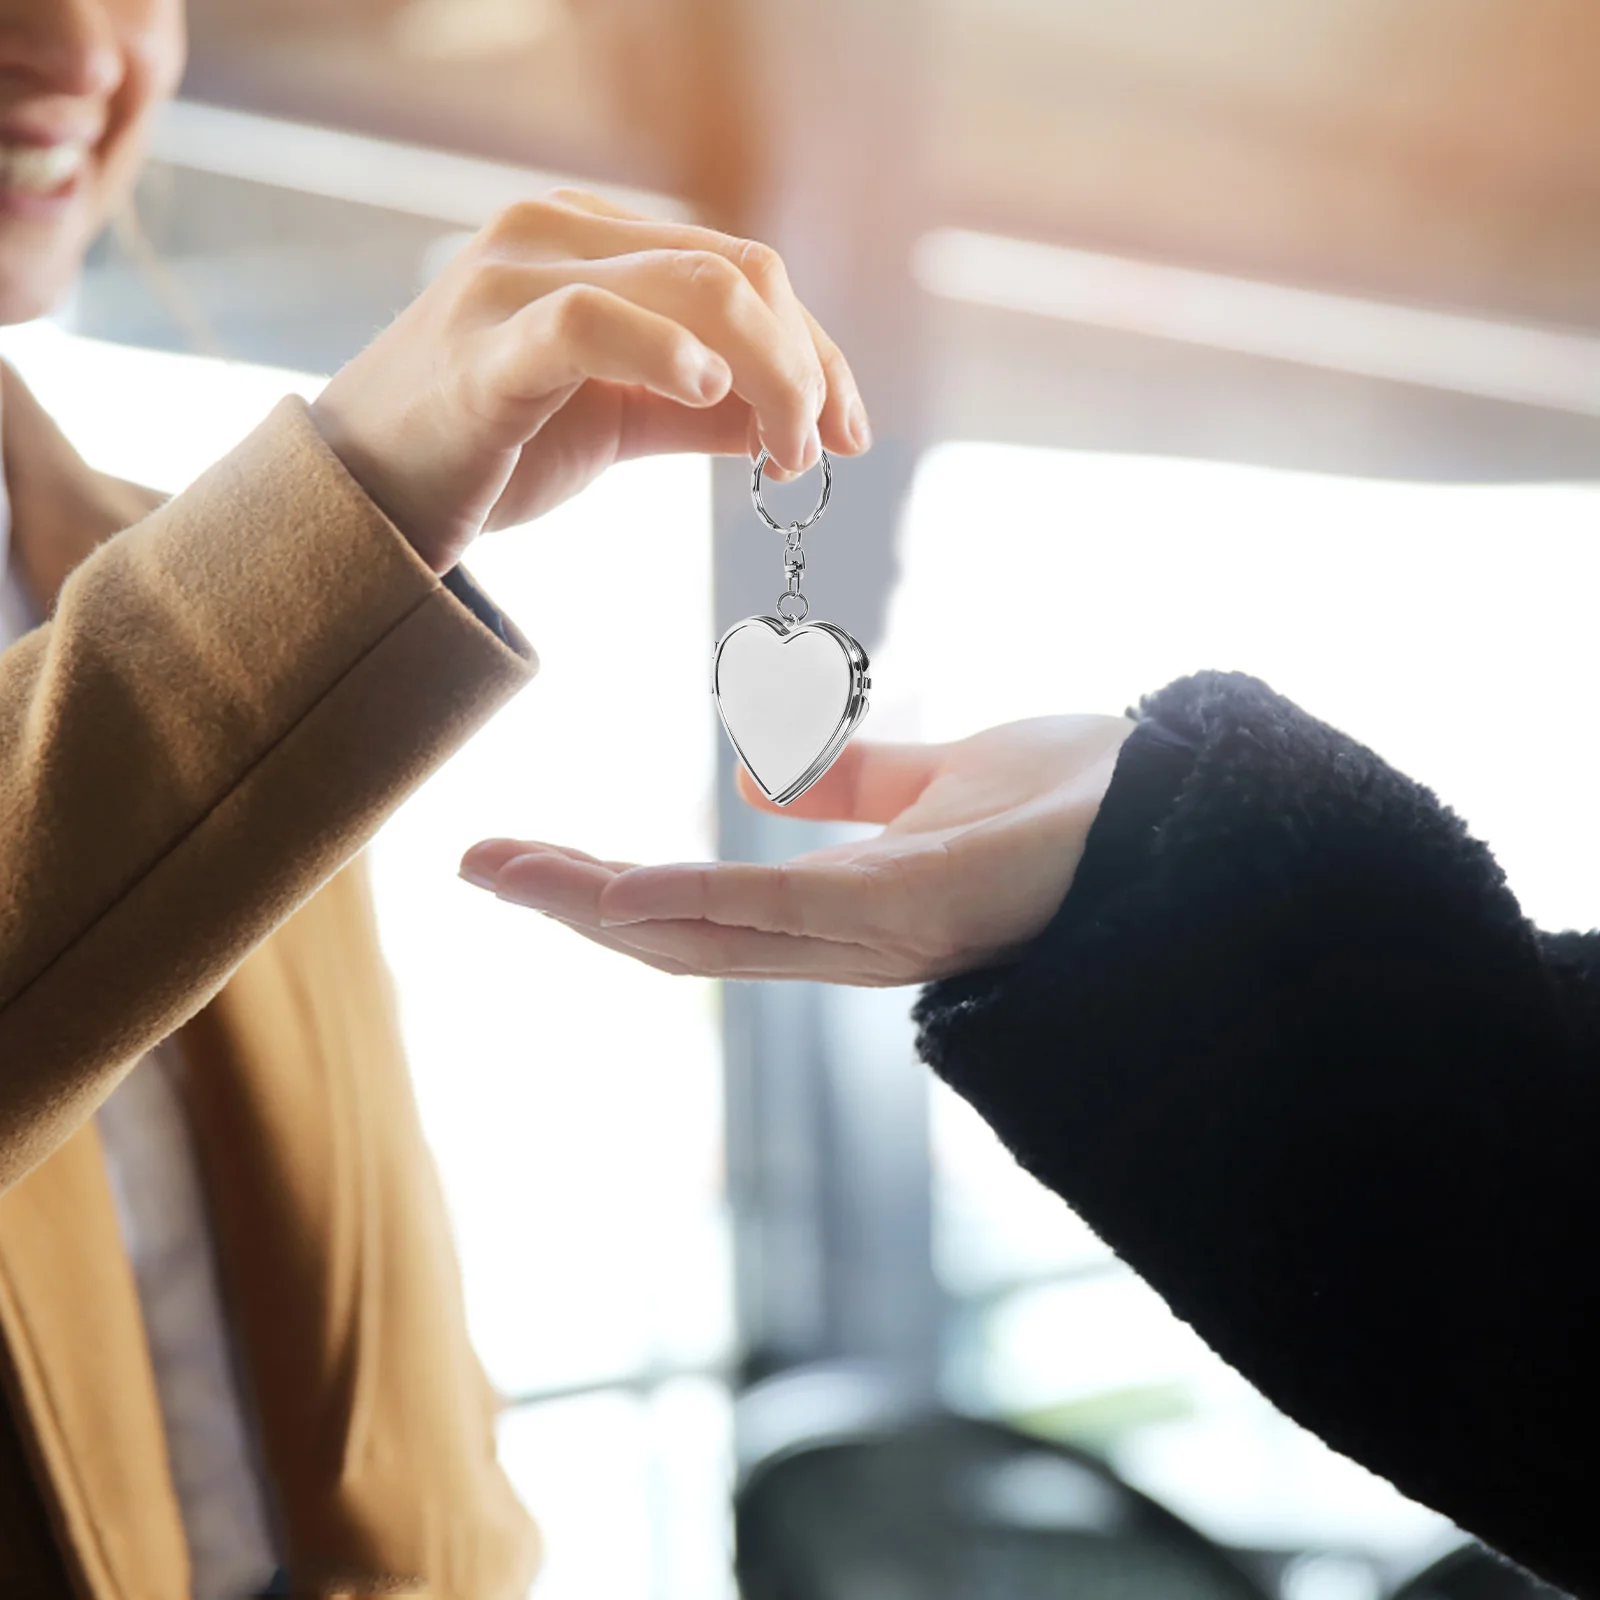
[{"x1": 460, "y1": 716, "x2": 1135, "y2": 986}]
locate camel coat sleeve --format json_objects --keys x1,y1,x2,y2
[{"x1": 0, "y1": 396, "x2": 536, "y2": 1190}]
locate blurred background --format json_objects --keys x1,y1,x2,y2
[{"x1": 7, "y1": 1, "x2": 1600, "y2": 1595}]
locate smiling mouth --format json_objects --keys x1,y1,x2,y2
[{"x1": 0, "y1": 141, "x2": 91, "y2": 198}]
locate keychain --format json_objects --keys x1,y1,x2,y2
[{"x1": 712, "y1": 449, "x2": 871, "y2": 806}]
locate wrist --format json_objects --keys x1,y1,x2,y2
[{"x1": 307, "y1": 393, "x2": 460, "y2": 576}]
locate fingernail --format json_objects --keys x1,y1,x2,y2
[
  {"x1": 802, "y1": 424, "x2": 822, "y2": 469},
  {"x1": 695, "y1": 353, "x2": 730, "y2": 401},
  {"x1": 459, "y1": 867, "x2": 497, "y2": 891},
  {"x1": 599, "y1": 914, "x2": 648, "y2": 928},
  {"x1": 847, "y1": 399, "x2": 872, "y2": 450}
]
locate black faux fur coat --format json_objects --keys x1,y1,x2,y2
[{"x1": 915, "y1": 671, "x2": 1599, "y2": 1597}]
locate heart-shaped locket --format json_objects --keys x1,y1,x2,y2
[
  {"x1": 713, "y1": 615, "x2": 871, "y2": 806},
  {"x1": 715, "y1": 448, "x2": 871, "y2": 805}
]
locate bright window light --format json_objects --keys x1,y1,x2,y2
[
  {"x1": 372, "y1": 454, "x2": 728, "y2": 1399},
  {"x1": 0, "y1": 319, "x2": 325, "y2": 486}
]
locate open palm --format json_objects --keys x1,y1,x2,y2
[{"x1": 460, "y1": 714, "x2": 1134, "y2": 986}]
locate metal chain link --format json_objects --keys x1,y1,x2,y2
[
  {"x1": 752, "y1": 448, "x2": 830, "y2": 629},
  {"x1": 777, "y1": 531, "x2": 808, "y2": 622}
]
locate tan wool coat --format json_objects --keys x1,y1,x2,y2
[{"x1": 0, "y1": 365, "x2": 542, "y2": 1599}]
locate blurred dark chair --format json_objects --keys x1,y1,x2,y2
[
  {"x1": 735, "y1": 1408, "x2": 1273, "y2": 1600},
  {"x1": 1390, "y1": 1546, "x2": 1568, "y2": 1600}
]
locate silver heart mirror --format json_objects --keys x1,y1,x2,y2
[{"x1": 712, "y1": 451, "x2": 872, "y2": 806}]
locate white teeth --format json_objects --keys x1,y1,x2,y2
[{"x1": 0, "y1": 142, "x2": 87, "y2": 194}]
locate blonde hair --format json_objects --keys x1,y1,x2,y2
[{"x1": 110, "y1": 193, "x2": 223, "y2": 360}]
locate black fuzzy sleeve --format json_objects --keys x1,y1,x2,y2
[{"x1": 915, "y1": 672, "x2": 1600, "y2": 1596}]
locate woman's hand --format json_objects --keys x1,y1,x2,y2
[
  {"x1": 460, "y1": 716, "x2": 1135, "y2": 985},
  {"x1": 310, "y1": 189, "x2": 869, "y2": 574}
]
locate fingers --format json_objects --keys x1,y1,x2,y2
[
  {"x1": 461, "y1": 837, "x2": 906, "y2": 983},
  {"x1": 541, "y1": 916, "x2": 700, "y2": 978},
  {"x1": 486, "y1": 284, "x2": 734, "y2": 436},
  {"x1": 599, "y1": 389, "x2": 759, "y2": 463},
  {"x1": 574, "y1": 249, "x2": 821, "y2": 472},
  {"x1": 512, "y1": 190, "x2": 871, "y2": 464},
  {"x1": 540, "y1": 186, "x2": 649, "y2": 223},
  {"x1": 748, "y1": 412, "x2": 803, "y2": 486},
  {"x1": 799, "y1": 304, "x2": 871, "y2": 454},
  {"x1": 556, "y1": 914, "x2": 904, "y2": 985},
  {"x1": 595, "y1": 859, "x2": 900, "y2": 939},
  {"x1": 481, "y1": 255, "x2": 807, "y2": 471},
  {"x1": 460, "y1": 837, "x2": 535, "y2": 884},
  {"x1": 492, "y1": 848, "x2": 617, "y2": 923},
  {"x1": 736, "y1": 739, "x2": 945, "y2": 823},
  {"x1": 460, "y1": 838, "x2": 629, "y2": 891}
]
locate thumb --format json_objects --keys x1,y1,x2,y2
[{"x1": 736, "y1": 739, "x2": 943, "y2": 823}]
